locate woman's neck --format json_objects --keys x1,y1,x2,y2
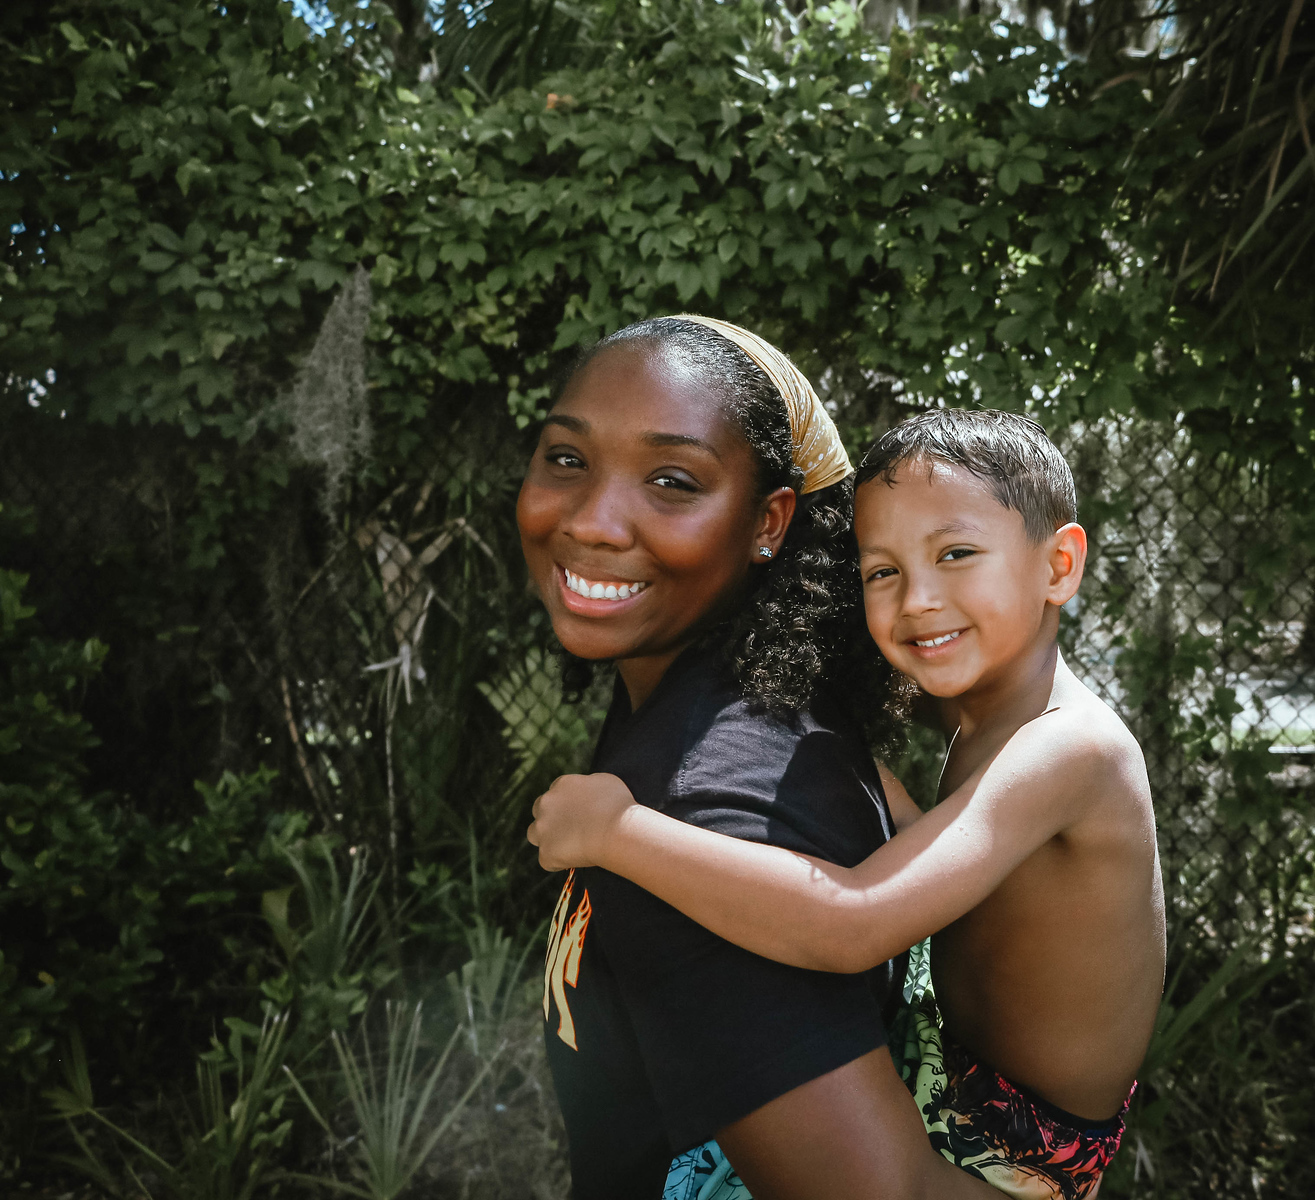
[{"x1": 616, "y1": 645, "x2": 690, "y2": 711}]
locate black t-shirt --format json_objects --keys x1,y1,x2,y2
[{"x1": 542, "y1": 648, "x2": 901, "y2": 1200}]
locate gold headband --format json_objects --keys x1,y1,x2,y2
[{"x1": 674, "y1": 315, "x2": 852, "y2": 494}]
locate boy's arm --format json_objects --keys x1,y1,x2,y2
[{"x1": 529, "y1": 713, "x2": 1109, "y2": 973}]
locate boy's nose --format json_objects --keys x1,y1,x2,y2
[{"x1": 900, "y1": 571, "x2": 943, "y2": 615}]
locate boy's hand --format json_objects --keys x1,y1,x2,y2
[{"x1": 528, "y1": 772, "x2": 638, "y2": 871}]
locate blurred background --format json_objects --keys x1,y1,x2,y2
[{"x1": 1, "y1": 0, "x2": 1311, "y2": 1195}]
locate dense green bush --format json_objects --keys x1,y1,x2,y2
[
  {"x1": 3, "y1": 1, "x2": 1308, "y2": 494},
  {"x1": 0, "y1": 559, "x2": 115, "y2": 1082},
  {"x1": 0, "y1": 546, "x2": 309, "y2": 1089}
]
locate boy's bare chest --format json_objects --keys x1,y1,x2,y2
[
  {"x1": 937, "y1": 833, "x2": 1084, "y2": 964},
  {"x1": 929, "y1": 831, "x2": 1161, "y2": 1117}
]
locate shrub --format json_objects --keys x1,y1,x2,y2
[{"x1": 0, "y1": 558, "x2": 307, "y2": 1097}]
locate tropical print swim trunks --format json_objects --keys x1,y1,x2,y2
[{"x1": 893, "y1": 940, "x2": 1134, "y2": 1200}]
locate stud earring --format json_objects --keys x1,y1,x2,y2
[{"x1": 757, "y1": 546, "x2": 773, "y2": 559}]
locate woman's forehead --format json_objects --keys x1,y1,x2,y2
[{"x1": 553, "y1": 343, "x2": 741, "y2": 447}]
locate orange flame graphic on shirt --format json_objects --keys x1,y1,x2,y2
[{"x1": 543, "y1": 869, "x2": 592, "y2": 1051}]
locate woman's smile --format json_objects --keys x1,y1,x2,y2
[
  {"x1": 558, "y1": 565, "x2": 653, "y2": 615},
  {"x1": 561, "y1": 567, "x2": 651, "y2": 604}
]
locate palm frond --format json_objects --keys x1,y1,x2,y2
[{"x1": 1148, "y1": 0, "x2": 1315, "y2": 315}]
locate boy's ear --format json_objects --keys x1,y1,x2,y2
[{"x1": 1046, "y1": 522, "x2": 1087, "y2": 606}]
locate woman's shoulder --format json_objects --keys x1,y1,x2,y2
[{"x1": 671, "y1": 684, "x2": 891, "y2": 867}]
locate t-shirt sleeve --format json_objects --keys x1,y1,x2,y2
[
  {"x1": 592, "y1": 870, "x2": 886, "y2": 1153},
  {"x1": 591, "y1": 713, "x2": 892, "y2": 1152},
  {"x1": 667, "y1": 721, "x2": 894, "y2": 867}
]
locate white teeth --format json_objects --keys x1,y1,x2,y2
[
  {"x1": 915, "y1": 631, "x2": 962, "y2": 648},
  {"x1": 563, "y1": 570, "x2": 648, "y2": 601}
]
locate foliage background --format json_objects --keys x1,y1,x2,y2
[{"x1": 1, "y1": 0, "x2": 1311, "y2": 1195}]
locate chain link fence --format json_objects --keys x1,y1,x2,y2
[
  {"x1": 2, "y1": 395, "x2": 1312, "y2": 1193},
  {"x1": 1060, "y1": 419, "x2": 1314, "y2": 955}
]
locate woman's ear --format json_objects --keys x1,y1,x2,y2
[
  {"x1": 752, "y1": 486, "x2": 797, "y2": 562},
  {"x1": 1046, "y1": 522, "x2": 1087, "y2": 606}
]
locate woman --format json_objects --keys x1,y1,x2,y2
[{"x1": 518, "y1": 316, "x2": 992, "y2": 1200}]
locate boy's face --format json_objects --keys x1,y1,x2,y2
[{"x1": 856, "y1": 459, "x2": 1076, "y2": 699}]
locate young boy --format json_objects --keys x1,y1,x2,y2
[{"x1": 528, "y1": 409, "x2": 1166, "y2": 1199}]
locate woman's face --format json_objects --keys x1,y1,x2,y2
[{"x1": 517, "y1": 343, "x2": 794, "y2": 692}]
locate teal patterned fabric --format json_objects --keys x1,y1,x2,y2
[{"x1": 664, "y1": 1139, "x2": 753, "y2": 1200}]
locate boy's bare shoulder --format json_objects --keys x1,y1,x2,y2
[
  {"x1": 1065, "y1": 675, "x2": 1147, "y2": 776},
  {"x1": 997, "y1": 681, "x2": 1149, "y2": 814}
]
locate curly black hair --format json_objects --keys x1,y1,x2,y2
[{"x1": 552, "y1": 317, "x2": 906, "y2": 741}]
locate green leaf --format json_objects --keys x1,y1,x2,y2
[
  {"x1": 995, "y1": 314, "x2": 1030, "y2": 344},
  {"x1": 282, "y1": 18, "x2": 310, "y2": 51},
  {"x1": 58, "y1": 22, "x2": 88, "y2": 52},
  {"x1": 151, "y1": 222, "x2": 190, "y2": 256},
  {"x1": 139, "y1": 251, "x2": 177, "y2": 272},
  {"x1": 1015, "y1": 158, "x2": 1044, "y2": 186},
  {"x1": 675, "y1": 261, "x2": 703, "y2": 302},
  {"x1": 1032, "y1": 230, "x2": 1070, "y2": 263},
  {"x1": 262, "y1": 887, "x2": 300, "y2": 961},
  {"x1": 905, "y1": 151, "x2": 944, "y2": 176},
  {"x1": 298, "y1": 259, "x2": 344, "y2": 291}
]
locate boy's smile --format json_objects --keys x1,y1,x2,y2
[{"x1": 856, "y1": 459, "x2": 1081, "y2": 703}]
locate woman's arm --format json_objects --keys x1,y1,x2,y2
[{"x1": 529, "y1": 718, "x2": 1098, "y2": 973}]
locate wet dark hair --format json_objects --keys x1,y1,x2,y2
[
  {"x1": 856, "y1": 409, "x2": 1077, "y2": 542},
  {"x1": 552, "y1": 317, "x2": 904, "y2": 734}
]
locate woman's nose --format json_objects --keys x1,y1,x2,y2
[{"x1": 560, "y1": 476, "x2": 635, "y2": 549}]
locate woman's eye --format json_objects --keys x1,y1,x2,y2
[
  {"x1": 866, "y1": 567, "x2": 898, "y2": 582},
  {"x1": 651, "y1": 473, "x2": 697, "y2": 492},
  {"x1": 941, "y1": 548, "x2": 976, "y2": 562},
  {"x1": 546, "y1": 450, "x2": 585, "y2": 470}
]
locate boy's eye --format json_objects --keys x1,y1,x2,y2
[{"x1": 940, "y1": 548, "x2": 976, "y2": 562}]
